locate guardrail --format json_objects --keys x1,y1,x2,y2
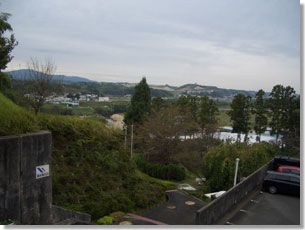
[{"x1": 196, "y1": 160, "x2": 273, "y2": 225}]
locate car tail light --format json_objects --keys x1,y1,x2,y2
[{"x1": 263, "y1": 178, "x2": 266, "y2": 183}]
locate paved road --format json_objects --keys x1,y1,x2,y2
[
  {"x1": 115, "y1": 190, "x2": 206, "y2": 225},
  {"x1": 224, "y1": 190, "x2": 300, "y2": 225}
]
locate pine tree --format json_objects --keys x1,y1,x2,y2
[{"x1": 124, "y1": 77, "x2": 151, "y2": 125}]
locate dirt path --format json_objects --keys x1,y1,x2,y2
[{"x1": 108, "y1": 114, "x2": 124, "y2": 130}]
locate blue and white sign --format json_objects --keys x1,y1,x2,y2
[{"x1": 36, "y1": 164, "x2": 49, "y2": 179}]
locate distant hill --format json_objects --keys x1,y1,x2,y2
[
  {"x1": 176, "y1": 83, "x2": 257, "y2": 98},
  {"x1": 6, "y1": 69, "x2": 260, "y2": 98},
  {"x1": 64, "y1": 81, "x2": 174, "y2": 98},
  {"x1": 6, "y1": 69, "x2": 95, "y2": 83}
]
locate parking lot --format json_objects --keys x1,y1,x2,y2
[{"x1": 224, "y1": 189, "x2": 300, "y2": 225}]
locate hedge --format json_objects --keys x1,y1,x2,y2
[{"x1": 135, "y1": 156, "x2": 186, "y2": 181}]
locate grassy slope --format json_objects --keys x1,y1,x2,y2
[
  {"x1": 0, "y1": 93, "x2": 38, "y2": 135},
  {"x1": 0, "y1": 94, "x2": 170, "y2": 222}
]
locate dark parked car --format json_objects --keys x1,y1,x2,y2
[
  {"x1": 271, "y1": 156, "x2": 300, "y2": 171},
  {"x1": 262, "y1": 171, "x2": 300, "y2": 196}
]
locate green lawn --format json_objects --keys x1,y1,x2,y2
[
  {"x1": 72, "y1": 106, "x2": 95, "y2": 115},
  {"x1": 217, "y1": 107, "x2": 256, "y2": 128},
  {"x1": 109, "y1": 97, "x2": 131, "y2": 102}
]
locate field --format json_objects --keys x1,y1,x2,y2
[
  {"x1": 72, "y1": 106, "x2": 95, "y2": 115},
  {"x1": 42, "y1": 104, "x2": 95, "y2": 116}
]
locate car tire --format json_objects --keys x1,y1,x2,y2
[{"x1": 269, "y1": 186, "x2": 277, "y2": 194}]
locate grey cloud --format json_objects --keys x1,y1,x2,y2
[{"x1": 1, "y1": 0, "x2": 300, "y2": 92}]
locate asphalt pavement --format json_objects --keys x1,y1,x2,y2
[
  {"x1": 223, "y1": 189, "x2": 300, "y2": 225},
  {"x1": 114, "y1": 189, "x2": 207, "y2": 225}
]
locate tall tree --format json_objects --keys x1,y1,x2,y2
[
  {"x1": 198, "y1": 96, "x2": 219, "y2": 137},
  {"x1": 252, "y1": 89, "x2": 268, "y2": 142},
  {"x1": 284, "y1": 96, "x2": 300, "y2": 154},
  {"x1": 176, "y1": 95, "x2": 200, "y2": 138},
  {"x1": 268, "y1": 85, "x2": 296, "y2": 145},
  {"x1": 228, "y1": 94, "x2": 252, "y2": 142},
  {"x1": 0, "y1": 12, "x2": 18, "y2": 72},
  {"x1": 124, "y1": 77, "x2": 151, "y2": 125}
]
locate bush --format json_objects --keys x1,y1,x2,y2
[
  {"x1": 109, "y1": 211, "x2": 125, "y2": 220},
  {"x1": 136, "y1": 156, "x2": 186, "y2": 181},
  {"x1": 202, "y1": 142, "x2": 277, "y2": 192},
  {"x1": 97, "y1": 216, "x2": 114, "y2": 225}
]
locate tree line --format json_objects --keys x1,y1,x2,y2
[
  {"x1": 124, "y1": 77, "x2": 299, "y2": 177},
  {"x1": 228, "y1": 86, "x2": 299, "y2": 153}
]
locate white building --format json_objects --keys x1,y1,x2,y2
[{"x1": 98, "y1": 97, "x2": 110, "y2": 102}]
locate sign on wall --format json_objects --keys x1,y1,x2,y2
[{"x1": 36, "y1": 164, "x2": 50, "y2": 179}]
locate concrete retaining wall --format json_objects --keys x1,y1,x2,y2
[
  {"x1": 0, "y1": 131, "x2": 52, "y2": 224},
  {"x1": 52, "y1": 205, "x2": 91, "y2": 224},
  {"x1": 196, "y1": 160, "x2": 273, "y2": 225},
  {"x1": 0, "y1": 131, "x2": 91, "y2": 225}
]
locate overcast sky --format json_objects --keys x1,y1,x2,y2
[{"x1": 1, "y1": 0, "x2": 300, "y2": 93}]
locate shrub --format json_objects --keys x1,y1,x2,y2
[
  {"x1": 109, "y1": 211, "x2": 125, "y2": 220},
  {"x1": 97, "y1": 216, "x2": 114, "y2": 225},
  {"x1": 202, "y1": 142, "x2": 277, "y2": 192},
  {"x1": 135, "y1": 156, "x2": 186, "y2": 181}
]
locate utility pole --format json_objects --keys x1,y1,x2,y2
[
  {"x1": 233, "y1": 158, "x2": 240, "y2": 186},
  {"x1": 124, "y1": 126, "x2": 127, "y2": 149},
  {"x1": 130, "y1": 124, "x2": 134, "y2": 158}
]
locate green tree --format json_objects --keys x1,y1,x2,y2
[
  {"x1": 198, "y1": 96, "x2": 219, "y2": 137},
  {"x1": 176, "y1": 95, "x2": 200, "y2": 138},
  {"x1": 0, "y1": 12, "x2": 18, "y2": 72},
  {"x1": 228, "y1": 94, "x2": 252, "y2": 142},
  {"x1": 124, "y1": 77, "x2": 151, "y2": 125},
  {"x1": 177, "y1": 95, "x2": 199, "y2": 121},
  {"x1": 0, "y1": 72, "x2": 11, "y2": 91},
  {"x1": 252, "y1": 89, "x2": 268, "y2": 142},
  {"x1": 268, "y1": 85, "x2": 296, "y2": 144},
  {"x1": 284, "y1": 96, "x2": 300, "y2": 155},
  {"x1": 151, "y1": 96, "x2": 165, "y2": 112}
]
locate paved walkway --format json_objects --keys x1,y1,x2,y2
[{"x1": 115, "y1": 189, "x2": 207, "y2": 225}]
